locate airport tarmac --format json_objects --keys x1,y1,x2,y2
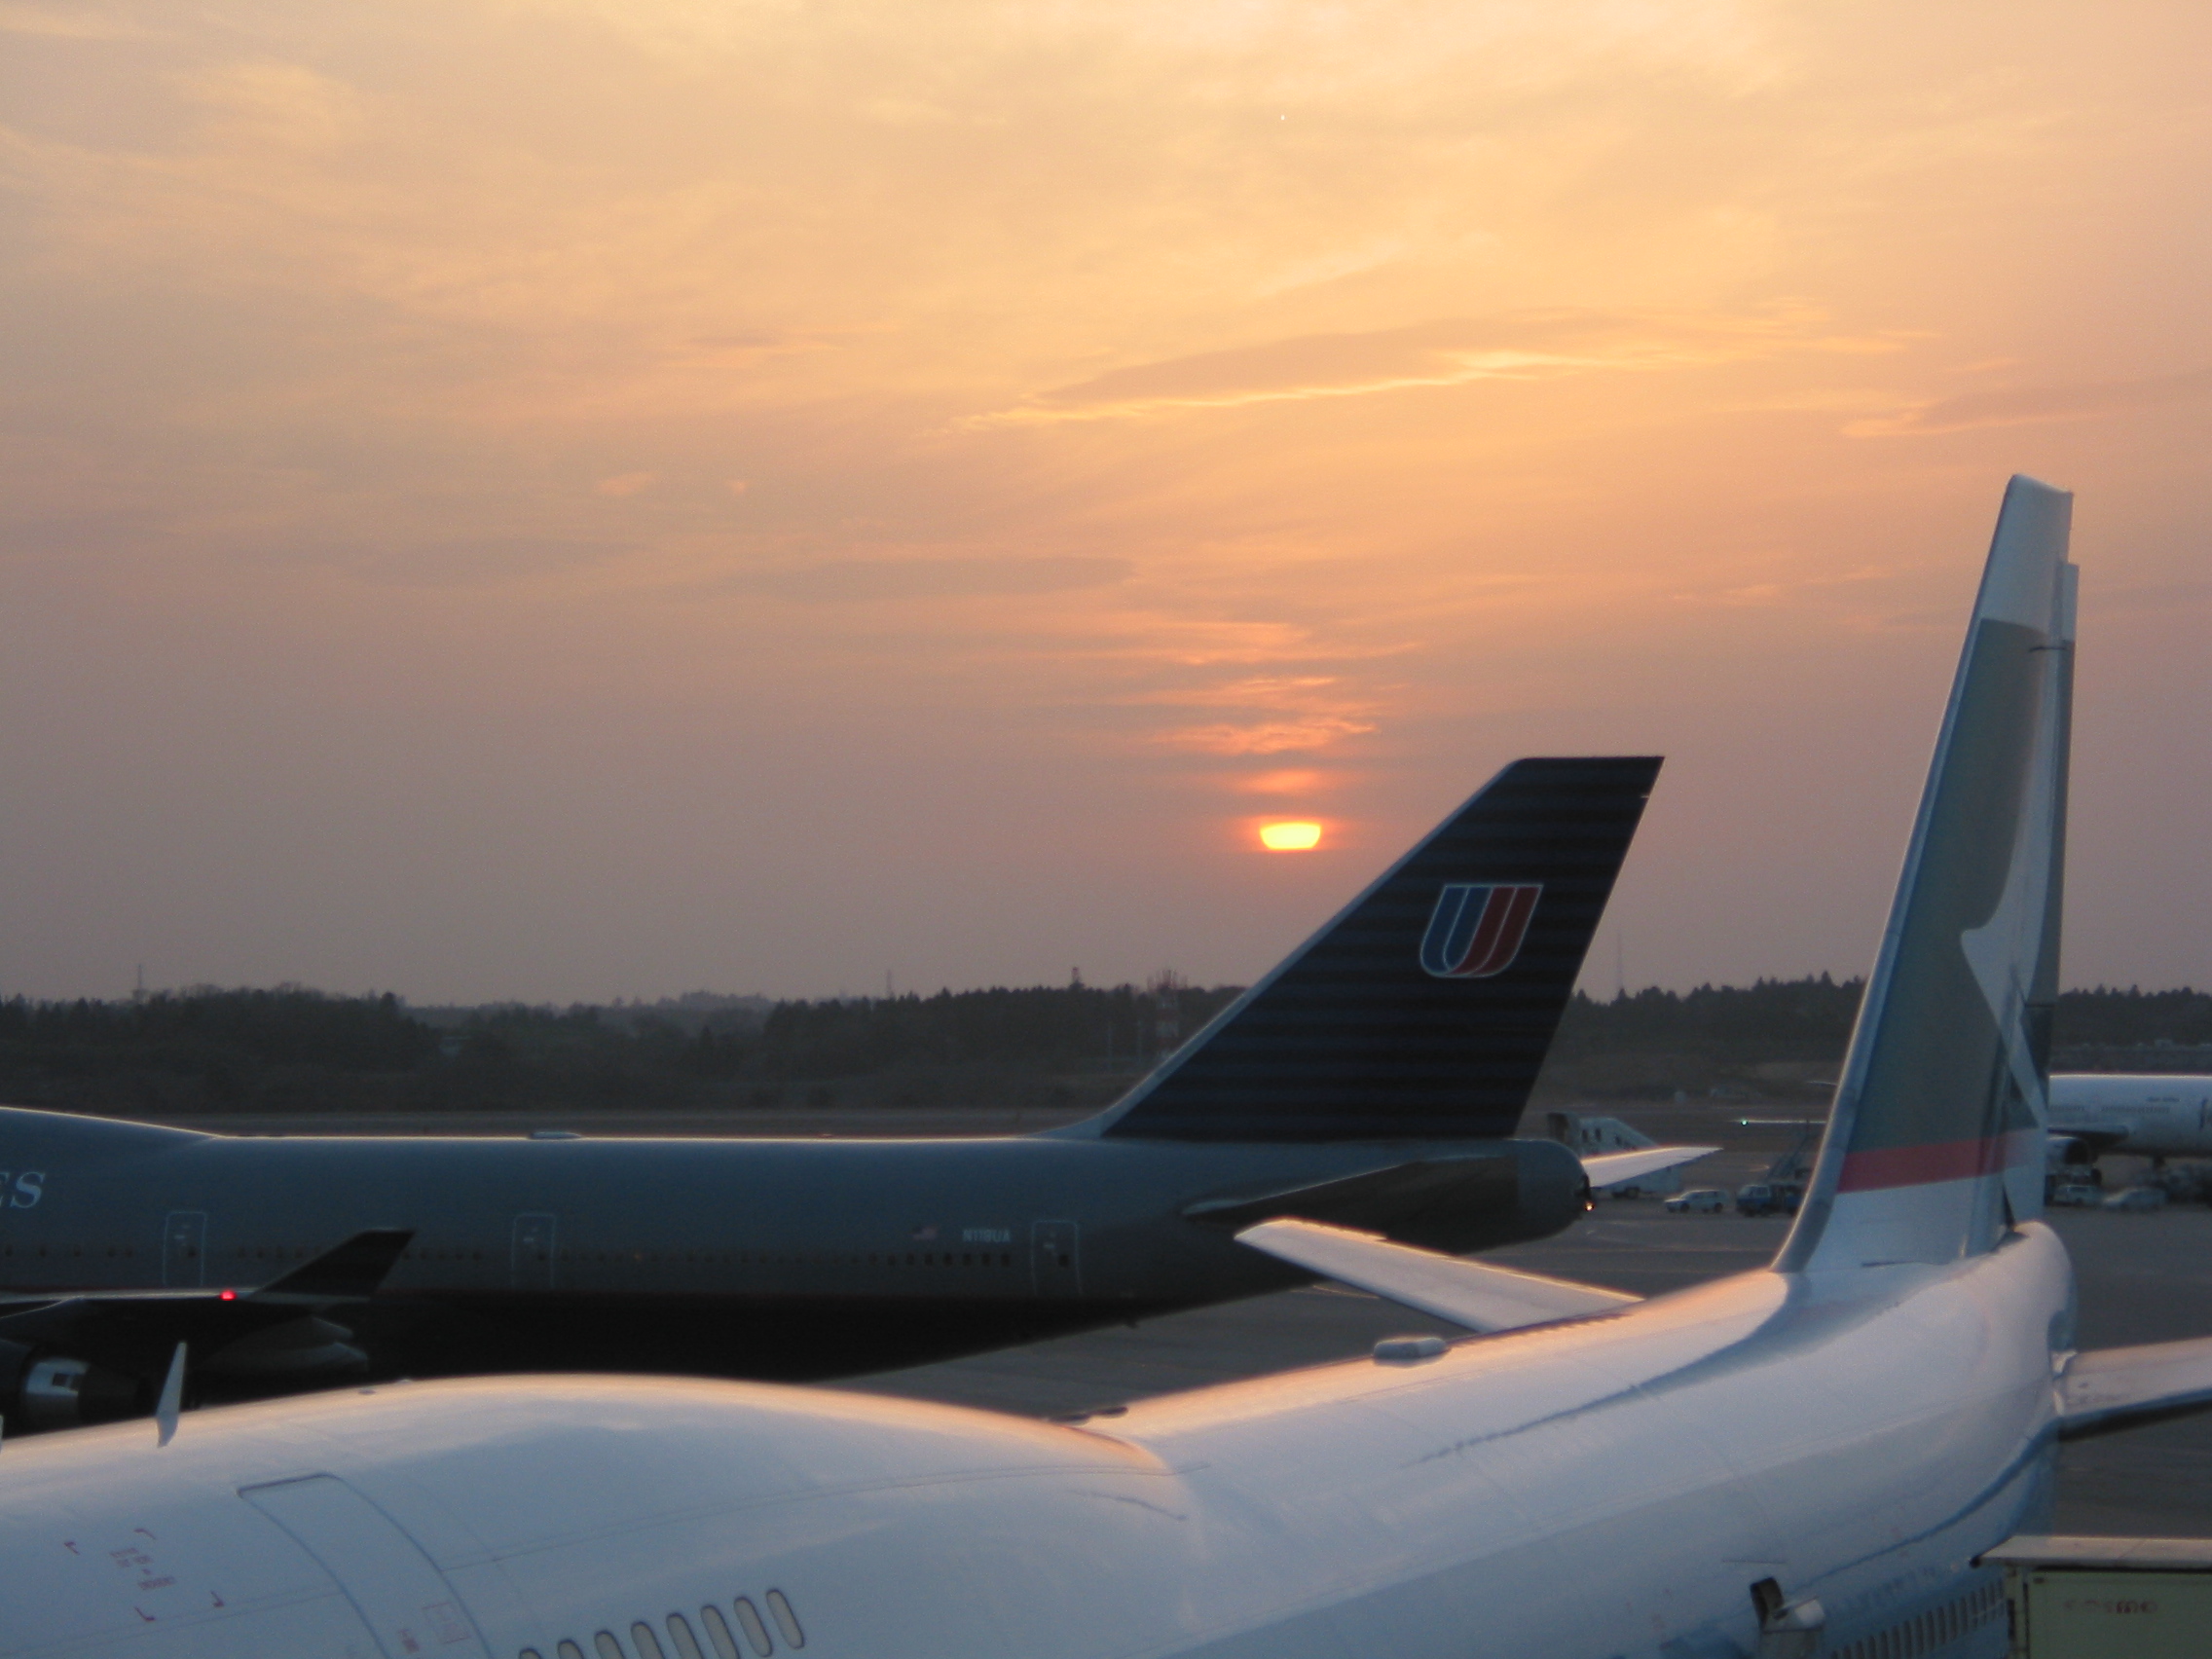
[{"x1": 844, "y1": 1201, "x2": 2212, "y2": 1536}]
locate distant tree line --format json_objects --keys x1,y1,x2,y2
[
  {"x1": 1538, "y1": 978, "x2": 2212, "y2": 1100},
  {"x1": 1552, "y1": 977, "x2": 2212, "y2": 1064},
  {"x1": 1551, "y1": 977, "x2": 1867, "y2": 1064},
  {"x1": 3, "y1": 977, "x2": 2208, "y2": 1119},
  {"x1": 0, "y1": 981, "x2": 1243, "y2": 1118}
]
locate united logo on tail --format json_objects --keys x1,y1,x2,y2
[{"x1": 1419, "y1": 883, "x2": 1542, "y2": 979}]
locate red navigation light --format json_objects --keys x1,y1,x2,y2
[{"x1": 219, "y1": 1288, "x2": 237, "y2": 1301}]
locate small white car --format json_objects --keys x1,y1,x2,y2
[
  {"x1": 1665, "y1": 1188, "x2": 1730, "y2": 1215},
  {"x1": 2047, "y1": 1183, "x2": 2103, "y2": 1208},
  {"x1": 2102, "y1": 1185, "x2": 2167, "y2": 1213}
]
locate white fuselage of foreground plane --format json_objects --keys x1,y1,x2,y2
[
  {"x1": 2049, "y1": 1073, "x2": 2212, "y2": 1157},
  {"x1": 0, "y1": 1225, "x2": 2069, "y2": 1659}
]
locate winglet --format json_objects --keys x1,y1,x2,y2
[
  {"x1": 154, "y1": 1343, "x2": 185, "y2": 1447},
  {"x1": 251, "y1": 1229, "x2": 415, "y2": 1304}
]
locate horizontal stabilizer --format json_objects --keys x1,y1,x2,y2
[
  {"x1": 2059, "y1": 1337, "x2": 2212, "y2": 1438},
  {"x1": 1235, "y1": 1217, "x2": 1639, "y2": 1333},
  {"x1": 1185, "y1": 1154, "x2": 1521, "y2": 1252},
  {"x1": 1581, "y1": 1145, "x2": 1717, "y2": 1190}
]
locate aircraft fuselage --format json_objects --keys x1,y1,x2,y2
[
  {"x1": 0, "y1": 1221, "x2": 2068, "y2": 1659},
  {"x1": 0, "y1": 1106, "x2": 1582, "y2": 1395},
  {"x1": 2048, "y1": 1072, "x2": 2212, "y2": 1158}
]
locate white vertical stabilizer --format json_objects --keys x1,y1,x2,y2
[{"x1": 1782, "y1": 477, "x2": 2075, "y2": 1273}]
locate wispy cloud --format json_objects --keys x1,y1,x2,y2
[
  {"x1": 969, "y1": 309, "x2": 1898, "y2": 425},
  {"x1": 1157, "y1": 716, "x2": 1380, "y2": 756},
  {"x1": 0, "y1": 5, "x2": 162, "y2": 40},
  {"x1": 733, "y1": 554, "x2": 1132, "y2": 605},
  {"x1": 1847, "y1": 368, "x2": 2212, "y2": 437}
]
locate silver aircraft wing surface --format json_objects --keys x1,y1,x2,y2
[
  {"x1": 1234, "y1": 1217, "x2": 1639, "y2": 1333},
  {"x1": 1578, "y1": 1145, "x2": 1718, "y2": 1189},
  {"x1": 2058, "y1": 1336, "x2": 2212, "y2": 1437}
]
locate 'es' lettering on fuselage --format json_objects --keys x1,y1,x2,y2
[
  {"x1": 0, "y1": 1172, "x2": 46, "y2": 1209},
  {"x1": 1419, "y1": 884, "x2": 1542, "y2": 979}
]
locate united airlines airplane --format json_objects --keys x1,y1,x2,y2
[
  {"x1": 0, "y1": 757, "x2": 1699, "y2": 1429},
  {"x1": 9, "y1": 477, "x2": 2212, "y2": 1659}
]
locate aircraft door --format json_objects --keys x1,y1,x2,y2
[
  {"x1": 510, "y1": 1213, "x2": 557, "y2": 1292},
  {"x1": 1029, "y1": 1219, "x2": 1082, "y2": 1298},
  {"x1": 161, "y1": 1210, "x2": 207, "y2": 1288},
  {"x1": 241, "y1": 1474, "x2": 491, "y2": 1659}
]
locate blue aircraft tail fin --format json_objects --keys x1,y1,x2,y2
[{"x1": 1077, "y1": 756, "x2": 1659, "y2": 1143}]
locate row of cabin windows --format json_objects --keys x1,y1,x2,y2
[
  {"x1": 521, "y1": 1590, "x2": 805, "y2": 1659},
  {"x1": 543, "y1": 1250, "x2": 1015, "y2": 1270},
  {"x1": 1, "y1": 1242, "x2": 1014, "y2": 1271},
  {"x1": 419, "y1": 1248, "x2": 1016, "y2": 1270},
  {"x1": 1830, "y1": 1578, "x2": 2003, "y2": 1659}
]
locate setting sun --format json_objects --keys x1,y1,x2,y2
[{"x1": 1259, "y1": 822, "x2": 1323, "y2": 852}]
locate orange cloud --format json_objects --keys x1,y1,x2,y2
[
  {"x1": 969, "y1": 309, "x2": 1898, "y2": 426},
  {"x1": 1846, "y1": 369, "x2": 2212, "y2": 437},
  {"x1": 1160, "y1": 717, "x2": 1378, "y2": 756}
]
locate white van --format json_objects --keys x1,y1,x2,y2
[{"x1": 1665, "y1": 1188, "x2": 1729, "y2": 1215}]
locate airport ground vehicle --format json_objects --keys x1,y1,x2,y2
[
  {"x1": 15, "y1": 478, "x2": 2212, "y2": 1659},
  {"x1": 2101, "y1": 1185, "x2": 2166, "y2": 1212},
  {"x1": 0, "y1": 758, "x2": 1700, "y2": 1432},
  {"x1": 1984, "y1": 1536, "x2": 2212, "y2": 1657},
  {"x1": 1735, "y1": 1181, "x2": 1803, "y2": 1216},
  {"x1": 1666, "y1": 1188, "x2": 1729, "y2": 1214},
  {"x1": 2152, "y1": 1163, "x2": 2206, "y2": 1202},
  {"x1": 2046, "y1": 1182, "x2": 2102, "y2": 1208}
]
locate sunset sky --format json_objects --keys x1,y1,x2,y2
[{"x1": 3, "y1": 0, "x2": 2208, "y2": 1004}]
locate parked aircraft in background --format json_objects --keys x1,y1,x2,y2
[
  {"x1": 1541, "y1": 1111, "x2": 1704, "y2": 1196},
  {"x1": 0, "y1": 756, "x2": 1707, "y2": 1431},
  {"x1": 9, "y1": 477, "x2": 2212, "y2": 1659},
  {"x1": 2048, "y1": 1072, "x2": 2212, "y2": 1162}
]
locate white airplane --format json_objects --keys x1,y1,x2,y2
[
  {"x1": 1544, "y1": 1111, "x2": 1700, "y2": 1196},
  {"x1": 2048, "y1": 1073, "x2": 2212, "y2": 1161},
  {"x1": 11, "y1": 475, "x2": 2212, "y2": 1659}
]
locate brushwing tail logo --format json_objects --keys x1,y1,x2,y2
[{"x1": 1419, "y1": 884, "x2": 1542, "y2": 978}]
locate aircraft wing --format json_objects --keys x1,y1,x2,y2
[
  {"x1": 1235, "y1": 1217, "x2": 1639, "y2": 1333},
  {"x1": 246, "y1": 1229, "x2": 416, "y2": 1304},
  {"x1": 2058, "y1": 1337, "x2": 2212, "y2": 1437},
  {"x1": 0, "y1": 1229, "x2": 413, "y2": 1320},
  {"x1": 0, "y1": 1229, "x2": 415, "y2": 1379},
  {"x1": 1580, "y1": 1146, "x2": 1717, "y2": 1189},
  {"x1": 2047, "y1": 1129, "x2": 2129, "y2": 1161}
]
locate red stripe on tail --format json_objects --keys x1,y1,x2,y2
[
  {"x1": 1461, "y1": 885, "x2": 1539, "y2": 977},
  {"x1": 1836, "y1": 1133, "x2": 2031, "y2": 1192}
]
